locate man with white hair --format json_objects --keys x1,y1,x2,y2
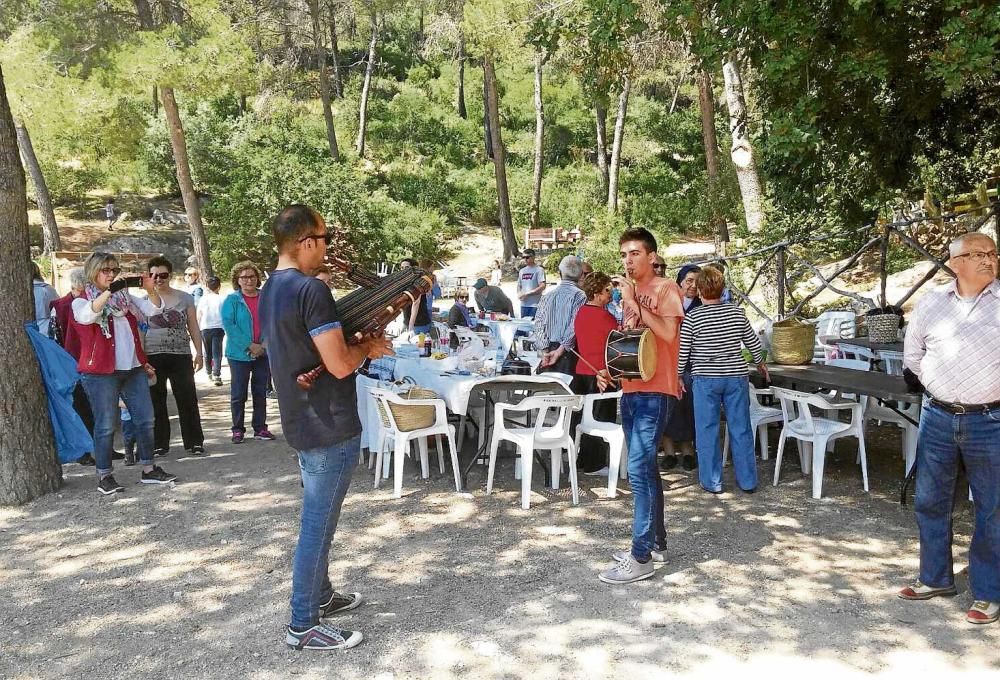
[
  {"x1": 533, "y1": 255, "x2": 587, "y2": 374},
  {"x1": 900, "y1": 232, "x2": 1000, "y2": 625}
]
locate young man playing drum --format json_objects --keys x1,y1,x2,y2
[
  {"x1": 260, "y1": 205, "x2": 393, "y2": 650},
  {"x1": 597, "y1": 227, "x2": 684, "y2": 584}
]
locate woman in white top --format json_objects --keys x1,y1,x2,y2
[
  {"x1": 489, "y1": 259, "x2": 502, "y2": 286},
  {"x1": 72, "y1": 251, "x2": 177, "y2": 495},
  {"x1": 197, "y1": 275, "x2": 226, "y2": 386}
]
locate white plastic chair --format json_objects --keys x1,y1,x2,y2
[
  {"x1": 723, "y1": 385, "x2": 783, "y2": 465},
  {"x1": 879, "y1": 350, "x2": 904, "y2": 376},
  {"x1": 837, "y1": 343, "x2": 877, "y2": 363},
  {"x1": 371, "y1": 388, "x2": 462, "y2": 498},
  {"x1": 573, "y1": 391, "x2": 627, "y2": 497},
  {"x1": 486, "y1": 394, "x2": 583, "y2": 509},
  {"x1": 771, "y1": 387, "x2": 869, "y2": 499}
]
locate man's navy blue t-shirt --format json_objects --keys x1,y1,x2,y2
[{"x1": 259, "y1": 268, "x2": 361, "y2": 450}]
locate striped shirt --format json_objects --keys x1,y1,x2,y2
[
  {"x1": 532, "y1": 279, "x2": 586, "y2": 350},
  {"x1": 904, "y1": 279, "x2": 1000, "y2": 404},
  {"x1": 677, "y1": 303, "x2": 763, "y2": 377}
]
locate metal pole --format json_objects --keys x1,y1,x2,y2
[
  {"x1": 879, "y1": 226, "x2": 890, "y2": 308},
  {"x1": 776, "y1": 246, "x2": 785, "y2": 319}
]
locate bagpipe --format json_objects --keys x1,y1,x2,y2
[{"x1": 296, "y1": 256, "x2": 432, "y2": 389}]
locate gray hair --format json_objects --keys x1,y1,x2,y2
[
  {"x1": 949, "y1": 232, "x2": 996, "y2": 258},
  {"x1": 558, "y1": 255, "x2": 583, "y2": 281},
  {"x1": 68, "y1": 267, "x2": 87, "y2": 292}
]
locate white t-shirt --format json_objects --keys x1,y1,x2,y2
[
  {"x1": 197, "y1": 291, "x2": 224, "y2": 329},
  {"x1": 518, "y1": 265, "x2": 546, "y2": 306}
]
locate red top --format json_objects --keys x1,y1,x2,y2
[
  {"x1": 50, "y1": 292, "x2": 82, "y2": 360},
  {"x1": 75, "y1": 311, "x2": 147, "y2": 375},
  {"x1": 574, "y1": 304, "x2": 618, "y2": 375},
  {"x1": 243, "y1": 292, "x2": 261, "y2": 343}
]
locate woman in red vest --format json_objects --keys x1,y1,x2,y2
[{"x1": 73, "y1": 252, "x2": 178, "y2": 496}]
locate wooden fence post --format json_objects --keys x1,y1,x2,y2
[
  {"x1": 776, "y1": 245, "x2": 785, "y2": 319},
  {"x1": 879, "y1": 226, "x2": 890, "y2": 308}
]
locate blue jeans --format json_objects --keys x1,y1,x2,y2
[
  {"x1": 81, "y1": 368, "x2": 155, "y2": 476},
  {"x1": 915, "y1": 401, "x2": 1000, "y2": 602},
  {"x1": 202, "y1": 328, "x2": 224, "y2": 377},
  {"x1": 229, "y1": 356, "x2": 270, "y2": 434},
  {"x1": 520, "y1": 305, "x2": 537, "y2": 319},
  {"x1": 289, "y1": 436, "x2": 359, "y2": 628},
  {"x1": 621, "y1": 392, "x2": 675, "y2": 561},
  {"x1": 693, "y1": 376, "x2": 758, "y2": 492}
]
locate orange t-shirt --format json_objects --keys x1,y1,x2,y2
[{"x1": 621, "y1": 277, "x2": 684, "y2": 397}]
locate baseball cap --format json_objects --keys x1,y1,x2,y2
[{"x1": 473, "y1": 278, "x2": 488, "y2": 289}]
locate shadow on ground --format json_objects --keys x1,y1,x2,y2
[{"x1": 0, "y1": 382, "x2": 997, "y2": 679}]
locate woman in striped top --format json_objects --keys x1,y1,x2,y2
[{"x1": 678, "y1": 266, "x2": 769, "y2": 494}]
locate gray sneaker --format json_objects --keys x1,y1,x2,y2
[
  {"x1": 598, "y1": 553, "x2": 654, "y2": 584},
  {"x1": 612, "y1": 548, "x2": 666, "y2": 564},
  {"x1": 285, "y1": 622, "x2": 363, "y2": 651}
]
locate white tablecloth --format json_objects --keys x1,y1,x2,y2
[{"x1": 478, "y1": 318, "x2": 535, "y2": 355}]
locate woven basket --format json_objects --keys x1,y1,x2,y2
[
  {"x1": 386, "y1": 386, "x2": 438, "y2": 432},
  {"x1": 770, "y1": 319, "x2": 816, "y2": 365},
  {"x1": 867, "y1": 313, "x2": 901, "y2": 344}
]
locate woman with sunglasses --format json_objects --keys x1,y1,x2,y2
[
  {"x1": 146, "y1": 256, "x2": 206, "y2": 456},
  {"x1": 222, "y1": 261, "x2": 274, "y2": 443},
  {"x1": 72, "y1": 252, "x2": 177, "y2": 495},
  {"x1": 447, "y1": 288, "x2": 476, "y2": 328}
]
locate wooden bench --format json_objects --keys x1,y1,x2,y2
[{"x1": 523, "y1": 228, "x2": 583, "y2": 251}]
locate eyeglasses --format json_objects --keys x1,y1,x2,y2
[
  {"x1": 953, "y1": 250, "x2": 998, "y2": 263},
  {"x1": 99, "y1": 267, "x2": 121, "y2": 276},
  {"x1": 652, "y1": 264, "x2": 666, "y2": 270},
  {"x1": 151, "y1": 272, "x2": 171, "y2": 280},
  {"x1": 238, "y1": 275, "x2": 258, "y2": 281},
  {"x1": 299, "y1": 231, "x2": 333, "y2": 245},
  {"x1": 456, "y1": 296, "x2": 468, "y2": 301},
  {"x1": 184, "y1": 272, "x2": 197, "y2": 277}
]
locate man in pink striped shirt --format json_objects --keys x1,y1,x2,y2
[{"x1": 899, "y1": 232, "x2": 1000, "y2": 625}]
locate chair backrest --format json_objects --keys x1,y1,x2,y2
[
  {"x1": 879, "y1": 350, "x2": 904, "y2": 376},
  {"x1": 580, "y1": 391, "x2": 622, "y2": 428},
  {"x1": 837, "y1": 343, "x2": 876, "y2": 361},
  {"x1": 827, "y1": 358, "x2": 870, "y2": 372},
  {"x1": 516, "y1": 394, "x2": 582, "y2": 438},
  {"x1": 815, "y1": 311, "x2": 856, "y2": 340}
]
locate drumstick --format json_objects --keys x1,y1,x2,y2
[{"x1": 565, "y1": 346, "x2": 619, "y2": 388}]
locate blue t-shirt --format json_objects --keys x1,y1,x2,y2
[{"x1": 259, "y1": 268, "x2": 361, "y2": 450}]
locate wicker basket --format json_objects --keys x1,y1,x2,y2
[
  {"x1": 386, "y1": 386, "x2": 439, "y2": 432},
  {"x1": 867, "y1": 313, "x2": 901, "y2": 344},
  {"x1": 770, "y1": 319, "x2": 816, "y2": 365}
]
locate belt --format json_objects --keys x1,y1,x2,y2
[{"x1": 928, "y1": 397, "x2": 1000, "y2": 415}]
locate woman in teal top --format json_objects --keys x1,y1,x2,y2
[{"x1": 222, "y1": 261, "x2": 274, "y2": 443}]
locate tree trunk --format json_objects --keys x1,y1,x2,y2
[
  {"x1": 355, "y1": 10, "x2": 378, "y2": 158},
  {"x1": 607, "y1": 78, "x2": 631, "y2": 214},
  {"x1": 455, "y1": 31, "x2": 467, "y2": 119},
  {"x1": 134, "y1": 0, "x2": 154, "y2": 27},
  {"x1": 483, "y1": 58, "x2": 517, "y2": 261},
  {"x1": 15, "y1": 122, "x2": 61, "y2": 254},
  {"x1": 595, "y1": 101, "x2": 609, "y2": 198},
  {"x1": 697, "y1": 69, "x2": 729, "y2": 245},
  {"x1": 482, "y1": 73, "x2": 492, "y2": 159},
  {"x1": 0, "y1": 66, "x2": 61, "y2": 505},
  {"x1": 160, "y1": 87, "x2": 213, "y2": 277},
  {"x1": 309, "y1": 0, "x2": 341, "y2": 160},
  {"x1": 326, "y1": 0, "x2": 343, "y2": 98},
  {"x1": 722, "y1": 59, "x2": 765, "y2": 234},
  {"x1": 152, "y1": 84, "x2": 159, "y2": 115},
  {"x1": 529, "y1": 52, "x2": 546, "y2": 230}
]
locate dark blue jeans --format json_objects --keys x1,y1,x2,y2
[
  {"x1": 915, "y1": 401, "x2": 1000, "y2": 602},
  {"x1": 80, "y1": 368, "x2": 155, "y2": 476},
  {"x1": 289, "y1": 435, "x2": 359, "y2": 628},
  {"x1": 621, "y1": 392, "x2": 675, "y2": 561},
  {"x1": 693, "y1": 376, "x2": 758, "y2": 492},
  {"x1": 520, "y1": 305, "x2": 538, "y2": 319},
  {"x1": 202, "y1": 328, "x2": 224, "y2": 378},
  {"x1": 229, "y1": 355, "x2": 270, "y2": 434}
]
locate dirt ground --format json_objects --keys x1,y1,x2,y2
[{"x1": 1, "y1": 367, "x2": 999, "y2": 680}]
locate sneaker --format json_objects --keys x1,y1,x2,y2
[
  {"x1": 320, "y1": 592, "x2": 363, "y2": 617},
  {"x1": 285, "y1": 623, "x2": 363, "y2": 651},
  {"x1": 598, "y1": 553, "x2": 655, "y2": 584},
  {"x1": 153, "y1": 448, "x2": 169, "y2": 457},
  {"x1": 77, "y1": 453, "x2": 96, "y2": 466},
  {"x1": 97, "y1": 475, "x2": 125, "y2": 496},
  {"x1": 967, "y1": 600, "x2": 1000, "y2": 624},
  {"x1": 612, "y1": 548, "x2": 667, "y2": 564},
  {"x1": 897, "y1": 580, "x2": 958, "y2": 601},
  {"x1": 189, "y1": 445, "x2": 206, "y2": 456},
  {"x1": 266, "y1": 389, "x2": 277, "y2": 399},
  {"x1": 585, "y1": 466, "x2": 610, "y2": 477},
  {"x1": 124, "y1": 448, "x2": 136, "y2": 466},
  {"x1": 232, "y1": 431, "x2": 245, "y2": 444},
  {"x1": 214, "y1": 377, "x2": 223, "y2": 387},
  {"x1": 681, "y1": 454, "x2": 697, "y2": 471},
  {"x1": 141, "y1": 466, "x2": 177, "y2": 485},
  {"x1": 254, "y1": 429, "x2": 276, "y2": 441},
  {"x1": 660, "y1": 454, "x2": 678, "y2": 470}
]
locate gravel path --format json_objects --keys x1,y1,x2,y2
[{"x1": 1, "y1": 378, "x2": 998, "y2": 679}]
